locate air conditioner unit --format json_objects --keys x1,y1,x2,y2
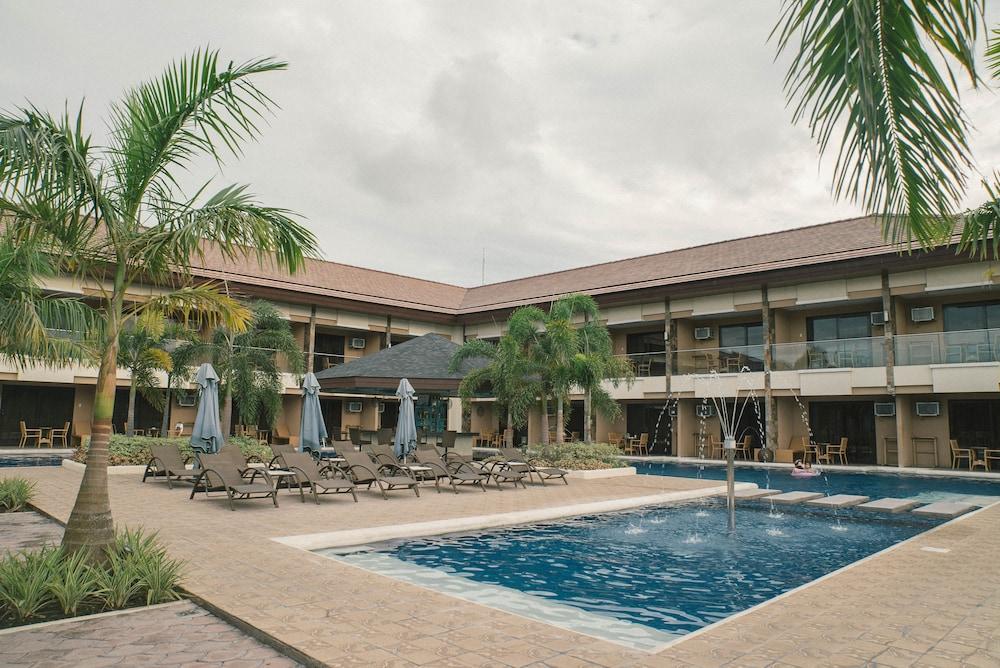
[
  {"x1": 377, "y1": 402, "x2": 385, "y2": 413},
  {"x1": 870, "y1": 311, "x2": 887, "y2": 326},
  {"x1": 915, "y1": 401, "x2": 940, "y2": 417},
  {"x1": 873, "y1": 402, "x2": 895, "y2": 417},
  {"x1": 347, "y1": 401, "x2": 363, "y2": 413},
  {"x1": 176, "y1": 391, "x2": 196, "y2": 407},
  {"x1": 695, "y1": 403, "x2": 715, "y2": 418},
  {"x1": 349, "y1": 337, "x2": 367, "y2": 349},
  {"x1": 910, "y1": 306, "x2": 935, "y2": 323},
  {"x1": 693, "y1": 327, "x2": 713, "y2": 341}
]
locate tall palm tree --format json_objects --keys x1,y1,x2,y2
[
  {"x1": 772, "y1": 1, "x2": 998, "y2": 247},
  {"x1": 0, "y1": 50, "x2": 318, "y2": 556},
  {"x1": 158, "y1": 321, "x2": 203, "y2": 438},
  {"x1": 117, "y1": 318, "x2": 173, "y2": 436},
  {"x1": 211, "y1": 300, "x2": 304, "y2": 435}
]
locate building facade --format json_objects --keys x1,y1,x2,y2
[{"x1": 5, "y1": 215, "x2": 998, "y2": 468}]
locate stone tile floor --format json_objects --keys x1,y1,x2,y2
[
  {"x1": 0, "y1": 510, "x2": 63, "y2": 551},
  {"x1": 10, "y1": 466, "x2": 1000, "y2": 667},
  {"x1": 0, "y1": 601, "x2": 300, "y2": 667}
]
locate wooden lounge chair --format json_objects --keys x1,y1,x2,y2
[
  {"x1": 337, "y1": 450, "x2": 420, "y2": 499},
  {"x1": 142, "y1": 445, "x2": 201, "y2": 489},
  {"x1": 189, "y1": 453, "x2": 278, "y2": 510},
  {"x1": 278, "y1": 451, "x2": 357, "y2": 504},
  {"x1": 413, "y1": 446, "x2": 488, "y2": 493},
  {"x1": 949, "y1": 439, "x2": 972, "y2": 469},
  {"x1": 445, "y1": 451, "x2": 526, "y2": 489},
  {"x1": 498, "y1": 447, "x2": 568, "y2": 485}
]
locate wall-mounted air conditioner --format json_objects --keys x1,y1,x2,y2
[
  {"x1": 693, "y1": 327, "x2": 713, "y2": 341},
  {"x1": 870, "y1": 311, "x2": 887, "y2": 326},
  {"x1": 873, "y1": 402, "x2": 895, "y2": 417},
  {"x1": 910, "y1": 307, "x2": 935, "y2": 323},
  {"x1": 695, "y1": 403, "x2": 715, "y2": 418},
  {"x1": 347, "y1": 401, "x2": 363, "y2": 413},
  {"x1": 915, "y1": 401, "x2": 940, "y2": 417},
  {"x1": 349, "y1": 337, "x2": 367, "y2": 349},
  {"x1": 176, "y1": 392, "x2": 196, "y2": 407}
]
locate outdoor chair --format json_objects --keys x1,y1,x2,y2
[
  {"x1": 733, "y1": 435, "x2": 752, "y2": 460},
  {"x1": 278, "y1": 451, "x2": 357, "y2": 504},
  {"x1": 337, "y1": 450, "x2": 420, "y2": 499},
  {"x1": 189, "y1": 453, "x2": 278, "y2": 510},
  {"x1": 49, "y1": 422, "x2": 70, "y2": 448},
  {"x1": 984, "y1": 447, "x2": 1000, "y2": 472},
  {"x1": 142, "y1": 445, "x2": 201, "y2": 489},
  {"x1": 413, "y1": 446, "x2": 488, "y2": 493},
  {"x1": 607, "y1": 432, "x2": 624, "y2": 450},
  {"x1": 18, "y1": 421, "x2": 44, "y2": 448},
  {"x1": 802, "y1": 440, "x2": 820, "y2": 464},
  {"x1": 445, "y1": 451, "x2": 526, "y2": 489},
  {"x1": 632, "y1": 433, "x2": 650, "y2": 456},
  {"x1": 709, "y1": 436, "x2": 724, "y2": 459},
  {"x1": 949, "y1": 439, "x2": 972, "y2": 470},
  {"x1": 497, "y1": 447, "x2": 568, "y2": 485},
  {"x1": 268, "y1": 443, "x2": 297, "y2": 468},
  {"x1": 818, "y1": 437, "x2": 848, "y2": 465},
  {"x1": 366, "y1": 443, "x2": 401, "y2": 468}
]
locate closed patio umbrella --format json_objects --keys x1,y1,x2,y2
[
  {"x1": 189, "y1": 363, "x2": 224, "y2": 457},
  {"x1": 299, "y1": 372, "x2": 327, "y2": 452},
  {"x1": 393, "y1": 378, "x2": 418, "y2": 460}
]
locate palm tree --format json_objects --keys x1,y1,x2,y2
[
  {"x1": 211, "y1": 300, "x2": 304, "y2": 435},
  {"x1": 158, "y1": 322, "x2": 203, "y2": 438},
  {"x1": 117, "y1": 318, "x2": 173, "y2": 436},
  {"x1": 0, "y1": 50, "x2": 318, "y2": 556},
  {"x1": 772, "y1": 1, "x2": 1000, "y2": 248}
]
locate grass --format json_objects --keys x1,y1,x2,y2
[
  {"x1": 0, "y1": 478, "x2": 35, "y2": 512},
  {"x1": 0, "y1": 527, "x2": 183, "y2": 628}
]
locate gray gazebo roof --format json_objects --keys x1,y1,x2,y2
[{"x1": 314, "y1": 333, "x2": 485, "y2": 393}]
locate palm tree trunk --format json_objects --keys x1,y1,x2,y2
[
  {"x1": 62, "y1": 289, "x2": 123, "y2": 558},
  {"x1": 584, "y1": 389, "x2": 592, "y2": 444},
  {"x1": 125, "y1": 380, "x2": 137, "y2": 437},
  {"x1": 221, "y1": 387, "x2": 233, "y2": 438},
  {"x1": 540, "y1": 394, "x2": 549, "y2": 445},
  {"x1": 506, "y1": 409, "x2": 513, "y2": 447},
  {"x1": 160, "y1": 379, "x2": 172, "y2": 438},
  {"x1": 556, "y1": 396, "x2": 565, "y2": 444}
]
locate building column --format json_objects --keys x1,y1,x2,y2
[
  {"x1": 762, "y1": 285, "x2": 777, "y2": 453},
  {"x1": 663, "y1": 296, "x2": 675, "y2": 454},
  {"x1": 895, "y1": 396, "x2": 913, "y2": 467},
  {"x1": 305, "y1": 305, "x2": 317, "y2": 374},
  {"x1": 882, "y1": 272, "x2": 896, "y2": 397}
]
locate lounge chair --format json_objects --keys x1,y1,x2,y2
[
  {"x1": 269, "y1": 443, "x2": 297, "y2": 468},
  {"x1": 188, "y1": 454, "x2": 278, "y2": 510},
  {"x1": 445, "y1": 451, "x2": 526, "y2": 489},
  {"x1": 337, "y1": 450, "x2": 420, "y2": 499},
  {"x1": 142, "y1": 445, "x2": 201, "y2": 489},
  {"x1": 497, "y1": 447, "x2": 568, "y2": 485},
  {"x1": 413, "y1": 446, "x2": 488, "y2": 493},
  {"x1": 278, "y1": 451, "x2": 357, "y2": 504}
]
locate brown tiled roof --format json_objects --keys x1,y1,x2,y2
[{"x1": 186, "y1": 216, "x2": 921, "y2": 316}]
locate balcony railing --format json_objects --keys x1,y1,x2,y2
[
  {"x1": 618, "y1": 351, "x2": 668, "y2": 377},
  {"x1": 672, "y1": 345, "x2": 765, "y2": 374},
  {"x1": 894, "y1": 328, "x2": 1000, "y2": 366},
  {"x1": 311, "y1": 351, "x2": 360, "y2": 371},
  {"x1": 771, "y1": 336, "x2": 885, "y2": 371}
]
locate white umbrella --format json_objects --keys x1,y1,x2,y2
[
  {"x1": 189, "y1": 363, "x2": 224, "y2": 456},
  {"x1": 393, "y1": 378, "x2": 417, "y2": 460}
]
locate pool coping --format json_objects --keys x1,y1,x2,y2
[
  {"x1": 272, "y1": 481, "x2": 751, "y2": 550},
  {"x1": 627, "y1": 455, "x2": 1000, "y2": 481}
]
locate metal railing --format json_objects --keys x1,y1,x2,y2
[
  {"x1": 771, "y1": 336, "x2": 885, "y2": 370},
  {"x1": 894, "y1": 328, "x2": 1000, "y2": 366},
  {"x1": 672, "y1": 344, "x2": 765, "y2": 374}
]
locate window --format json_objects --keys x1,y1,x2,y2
[
  {"x1": 943, "y1": 301, "x2": 1000, "y2": 332},
  {"x1": 718, "y1": 323, "x2": 762, "y2": 348},
  {"x1": 807, "y1": 313, "x2": 870, "y2": 341},
  {"x1": 805, "y1": 313, "x2": 877, "y2": 368},
  {"x1": 718, "y1": 323, "x2": 764, "y2": 371},
  {"x1": 626, "y1": 331, "x2": 666, "y2": 376},
  {"x1": 941, "y1": 302, "x2": 1000, "y2": 363}
]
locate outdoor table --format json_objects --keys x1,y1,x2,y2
[
  {"x1": 969, "y1": 446, "x2": 989, "y2": 471},
  {"x1": 262, "y1": 468, "x2": 298, "y2": 492},
  {"x1": 38, "y1": 427, "x2": 53, "y2": 447},
  {"x1": 399, "y1": 463, "x2": 434, "y2": 481}
]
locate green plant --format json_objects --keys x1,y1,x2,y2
[
  {"x1": 528, "y1": 442, "x2": 626, "y2": 471},
  {"x1": 72, "y1": 435, "x2": 270, "y2": 466},
  {"x1": 0, "y1": 548, "x2": 58, "y2": 623},
  {"x1": 48, "y1": 549, "x2": 98, "y2": 616},
  {"x1": 101, "y1": 528, "x2": 182, "y2": 608},
  {"x1": 0, "y1": 478, "x2": 36, "y2": 512}
]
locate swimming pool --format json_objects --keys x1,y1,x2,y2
[
  {"x1": 0, "y1": 455, "x2": 65, "y2": 467},
  {"x1": 634, "y1": 460, "x2": 1000, "y2": 504},
  {"x1": 320, "y1": 498, "x2": 947, "y2": 649}
]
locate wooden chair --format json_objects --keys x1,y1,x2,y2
[
  {"x1": 949, "y1": 439, "x2": 972, "y2": 470},
  {"x1": 50, "y1": 422, "x2": 70, "y2": 448},
  {"x1": 984, "y1": 448, "x2": 1000, "y2": 472},
  {"x1": 633, "y1": 433, "x2": 650, "y2": 456},
  {"x1": 819, "y1": 437, "x2": 848, "y2": 465},
  {"x1": 709, "y1": 436, "x2": 724, "y2": 459},
  {"x1": 734, "y1": 435, "x2": 752, "y2": 460},
  {"x1": 802, "y1": 440, "x2": 820, "y2": 464},
  {"x1": 19, "y1": 421, "x2": 43, "y2": 448},
  {"x1": 607, "y1": 432, "x2": 624, "y2": 449}
]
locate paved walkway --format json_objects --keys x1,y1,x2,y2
[
  {"x1": 0, "y1": 511, "x2": 63, "y2": 551},
  {"x1": 0, "y1": 600, "x2": 299, "y2": 667},
  {"x1": 12, "y1": 465, "x2": 1000, "y2": 667}
]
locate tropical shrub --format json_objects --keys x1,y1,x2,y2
[
  {"x1": 527, "y1": 442, "x2": 626, "y2": 470},
  {"x1": 72, "y1": 435, "x2": 270, "y2": 466},
  {"x1": 0, "y1": 478, "x2": 35, "y2": 512},
  {"x1": 0, "y1": 527, "x2": 182, "y2": 628}
]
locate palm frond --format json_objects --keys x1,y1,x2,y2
[
  {"x1": 773, "y1": 0, "x2": 984, "y2": 246},
  {"x1": 958, "y1": 175, "x2": 1000, "y2": 257},
  {"x1": 986, "y1": 27, "x2": 1000, "y2": 79},
  {"x1": 132, "y1": 283, "x2": 251, "y2": 333}
]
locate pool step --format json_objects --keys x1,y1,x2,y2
[
  {"x1": 729, "y1": 488, "x2": 783, "y2": 500},
  {"x1": 911, "y1": 501, "x2": 977, "y2": 519},
  {"x1": 805, "y1": 494, "x2": 870, "y2": 509},
  {"x1": 856, "y1": 498, "x2": 921, "y2": 513},
  {"x1": 767, "y1": 491, "x2": 825, "y2": 505}
]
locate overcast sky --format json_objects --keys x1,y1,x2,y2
[{"x1": 3, "y1": 1, "x2": 999, "y2": 286}]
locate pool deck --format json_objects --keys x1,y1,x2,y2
[{"x1": 6, "y1": 465, "x2": 1000, "y2": 667}]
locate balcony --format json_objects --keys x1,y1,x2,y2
[
  {"x1": 771, "y1": 336, "x2": 885, "y2": 371},
  {"x1": 620, "y1": 351, "x2": 668, "y2": 377},
  {"x1": 894, "y1": 329, "x2": 1000, "y2": 365},
  {"x1": 311, "y1": 351, "x2": 361, "y2": 371},
  {"x1": 672, "y1": 345, "x2": 764, "y2": 375}
]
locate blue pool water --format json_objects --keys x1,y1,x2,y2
[
  {"x1": 635, "y1": 461, "x2": 1000, "y2": 503},
  {"x1": 0, "y1": 456, "x2": 64, "y2": 467},
  {"x1": 346, "y1": 499, "x2": 944, "y2": 639}
]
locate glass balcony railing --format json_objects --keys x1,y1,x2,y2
[
  {"x1": 619, "y1": 351, "x2": 668, "y2": 377},
  {"x1": 894, "y1": 328, "x2": 1000, "y2": 365},
  {"x1": 311, "y1": 351, "x2": 360, "y2": 371},
  {"x1": 672, "y1": 345, "x2": 765, "y2": 374},
  {"x1": 771, "y1": 336, "x2": 885, "y2": 370}
]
